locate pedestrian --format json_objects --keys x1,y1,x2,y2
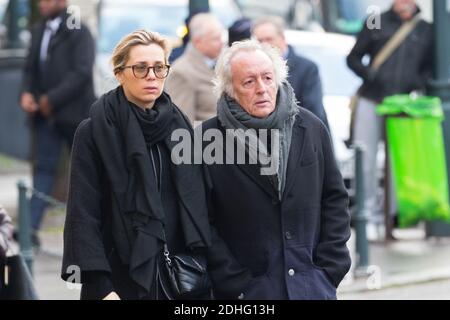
[
  {"x1": 228, "y1": 17, "x2": 252, "y2": 47},
  {"x1": 169, "y1": 9, "x2": 208, "y2": 64},
  {"x1": 252, "y1": 16, "x2": 329, "y2": 129},
  {"x1": 165, "y1": 13, "x2": 224, "y2": 125},
  {"x1": 346, "y1": 0, "x2": 433, "y2": 228},
  {"x1": 203, "y1": 40, "x2": 351, "y2": 299},
  {"x1": 61, "y1": 30, "x2": 212, "y2": 300},
  {"x1": 20, "y1": 0, "x2": 96, "y2": 248}
]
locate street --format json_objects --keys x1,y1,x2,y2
[{"x1": 339, "y1": 278, "x2": 450, "y2": 300}]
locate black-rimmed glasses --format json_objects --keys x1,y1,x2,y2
[{"x1": 119, "y1": 63, "x2": 171, "y2": 79}]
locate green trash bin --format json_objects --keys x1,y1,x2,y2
[{"x1": 377, "y1": 95, "x2": 450, "y2": 228}]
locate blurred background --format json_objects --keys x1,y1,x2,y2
[{"x1": 1, "y1": 0, "x2": 450, "y2": 300}]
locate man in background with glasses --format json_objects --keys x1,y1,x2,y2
[{"x1": 19, "y1": 0, "x2": 96, "y2": 248}]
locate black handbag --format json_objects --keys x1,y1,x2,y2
[
  {"x1": 0, "y1": 254, "x2": 39, "y2": 300},
  {"x1": 156, "y1": 243, "x2": 212, "y2": 300}
]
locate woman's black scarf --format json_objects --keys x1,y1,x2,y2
[
  {"x1": 90, "y1": 86, "x2": 211, "y2": 298},
  {"x1": 129, "y1": 96, "x2": 173, "y2": 147}
]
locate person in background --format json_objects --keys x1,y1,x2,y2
[
  {"x1": 169, "y1": 9, "x2": 208, "y2": 64},
  {"x1": 228, "y1": 17, "x2": 252, "y2": 47},
  {"x1": 165, "y1": 13, "x2": 224, "y2": 125},
  {"x1": 19, "y1": 0, "x2": 96, "y2": 248},
  {"x1": 346, "y1": 0, "x2": 432, "y2": 229}
]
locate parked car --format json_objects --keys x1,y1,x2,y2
[{"x1": 94, "y1": 0, "x2": 241, "y2": 96}]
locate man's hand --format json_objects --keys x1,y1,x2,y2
[
  {"x1": 103, "y1": 292, "x2": 121, "y2": 300},
  {"x1": 20, "y1": 92, "x2": 38, "y2": 113},
  {"x1": 39, "y1": 95, "x2": 52, "y2": 118}
]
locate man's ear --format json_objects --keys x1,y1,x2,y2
[{"x1": 191, "y1": 36, "x2": 201, "y2": 50}]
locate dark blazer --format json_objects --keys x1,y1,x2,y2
[
  {"x1": 202, "y1": 108, "x2": 351, "y2": 300},
  {"x1": 286, "y1": 46, "x2": 329, "y2": 129},
  {"x1": 22, "y1": 12, "x2": 96, "y2": 135}
]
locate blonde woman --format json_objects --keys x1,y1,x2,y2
[{"x1": 61, "y1": 30, "x2": 211, "y2": 300}]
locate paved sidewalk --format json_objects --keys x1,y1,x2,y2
[
  {"x1": 338, "y1": 227, "x2": 450, "y2": 299},
  {"x1": 32, "y1": 223, "x2": 450, "y2": 300},
  {"x1": 3, "y1": 161, "x2": 450, "y2": 300},
  {"x1": 0, "y1": 172, "x2": 31, "y2": 214},
  {"x1": 33, "y1": 251, "x2": 80, "y2": 300}
]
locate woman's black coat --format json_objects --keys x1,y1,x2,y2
[{"x1": 61, "y1": 116, "x2": 211, "y2": 299}]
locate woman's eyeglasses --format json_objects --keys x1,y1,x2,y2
[{"x1": 118, "y1": 63, "x2": 171, "y2": 79}]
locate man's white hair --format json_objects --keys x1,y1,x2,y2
[
  {"x1": 189, "y1": 13, "x2": 223, "y2": 40},
  {"x1": 213, "y1": 40, "x2": 288, "y2": 98}
]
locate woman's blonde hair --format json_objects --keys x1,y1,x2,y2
[{"x1": 111, "y1": 30, "x2": 172, "y2": 74}]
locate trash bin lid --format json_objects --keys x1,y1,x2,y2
[{"x1": 376, "y1": 95, "x2": 443, "y2": 119}]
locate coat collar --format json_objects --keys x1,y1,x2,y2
[
  {"x1": 211, "y1": 120, "x2": 278, "y2": 199},
  {"x1": 48, "y1": 13, "x2": 71, "y2": 49},
  {"x1": 184, "y1": 45, "x2": 216, "y2": 74},
  {"x1": 213, "y1": 111, "x2": 307, "y2": 200},
  {"x1": 286, "y1": 45, "x2": 296, "y2": 60},
  {"x1": 37, "y1": 12, "x2": 71, "y2": 54},
  {"x1": 236, "y1": 158, "x2": 279, "y2": 200},
  {"x1": 283, "y1": 113, "x2": 307, "y2": 199}
]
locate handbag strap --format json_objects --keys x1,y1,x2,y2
[
  {"x1": 149, "y1": 144, "x2": 173, "y2": 265},
  {"x1": 163, "y1": 243, "x2": 172, "y2": 266},
  {"x1": 371, "y1": 13, "x2": 421, "y2": 72},
  {"x1": 155, "y1": 260, "x2": 175, "y2": 300}
]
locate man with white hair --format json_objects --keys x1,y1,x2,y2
[
  {"x1": 252, "y1": 16, "x2": 329, "y2": 129},
  {"x1": 203, "y1": 40, "x2": 351, "y2": 300},
  {"x1": 165, "y1": 13, "x2": 224, "y2": 125}
]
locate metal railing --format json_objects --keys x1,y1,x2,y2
[
  {"x1": 352, "y1": 145, "x2": 369, "y2": 272},
  {"x1": 16, "y1": 180, "x2": 66, "y2": 276}
]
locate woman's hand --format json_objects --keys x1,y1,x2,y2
[{"x1": 103, "y1": 292, "x2": 121, "y2": 300}]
